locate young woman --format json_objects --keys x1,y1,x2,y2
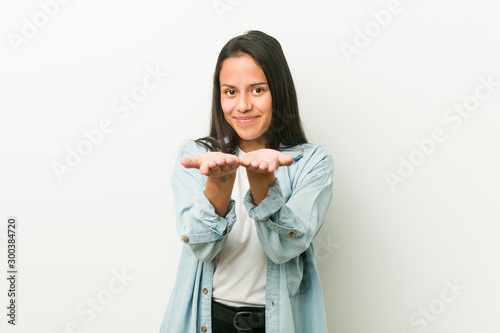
[{"x1": 159, "y1": 30, "x2": 334, "y2": 333}]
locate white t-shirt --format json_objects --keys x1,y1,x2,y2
[{"x1": 211, "y1": 147, "x2": 268, "y2": 307}]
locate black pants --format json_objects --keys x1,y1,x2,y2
[{"x1": 211, "y1": 300, "x2": 265, "y2": 333}]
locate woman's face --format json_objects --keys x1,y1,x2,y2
[{"x1": 219, "y1": 54, "x2": 272, "y2": 152}]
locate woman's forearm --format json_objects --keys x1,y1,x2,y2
[
  {"x1": 246, "y1": 170, "x2": 276, "y2": 206},
  {"x1": 204, "y1": 174, "x2": 237, "y2": 217}
]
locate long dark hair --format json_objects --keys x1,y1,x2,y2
[{"x1": 195, "y1": 30, "x2": 307, "y2": 154}]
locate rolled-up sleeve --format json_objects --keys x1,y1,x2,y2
[
  {"x1": 243, "y1": 146, "x2": 334, "y2": 264},
  {"x1": 171, "y1": 140, "x2": 237, "y2": 262}
]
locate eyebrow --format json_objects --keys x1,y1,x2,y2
[{"x1": 221, "y1": 82, "x2": 268, "y2": 88}]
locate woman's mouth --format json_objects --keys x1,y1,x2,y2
[{"x1": 235, "y1": 116, "x2": 259, "y2": 124}]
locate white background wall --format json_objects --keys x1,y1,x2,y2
[{"x1": 1, "y1": 0, "x2": 499, "y2": 332}]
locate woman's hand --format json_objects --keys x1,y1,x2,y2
[
  {"x1": 239, "y1": 148, "x2": 294, "y2": 174},
  {"x1": 181, "y1": 152, "x2": 240, "y2": 178},
  {"x1": 239, "y1": 149, "x2": 294, "y2": 206}
]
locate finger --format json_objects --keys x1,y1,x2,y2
[
  {"x1": 250, "y1": 160, "x2": 261, "y2": 168},
  {"x1": 243, "y1": 164, "x2": 259, "y2": 173},
  {"x1": 199, "y1": 163, "x2": 210, "y2": 175},
  {"x1": 206, "y1": 164, "x2": 221, "y2": 177},
  {"x1": 220, "y1": 163, "x2": 237, "y2": 174},
  {"x1": 215, "y1": 157, "x2": 227, "y2": 166},
  {"x1": 222, "y1": 155, "x2": 238, "y2": 167},
  {"x1": 226, "y1": 157, "x2": 240, "y2": 169},
  {"x1": 206, "y1": 159, "x2": 218, "y2": 169},
  {"x1": 278, "y1": 154, "x2": 294, "y2": 166},
  {"x1": 239, "y1": 157, "x2": 251, "y2": 166},
  {"x1": 219, "y1": 164, "x2": 230, "y2": 173},
  {"x1": 226, "y1": 155, "x2": 239, "y2": 164},
  {"x1": 258, "y1": 161, "x2": 268, "y2": 171},
  {"x1": 241, "y1": 162, "x2": 268, "y2": 174},
  {"x1": 181, "y1": 157, "x2": 198, "y2": 168}
]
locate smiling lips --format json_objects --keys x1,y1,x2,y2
[{"x1": 235, "y1": 116, "x2": 259, "y2": 124}]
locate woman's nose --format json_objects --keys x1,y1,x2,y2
[{"x1": 236, "y1": 93, "x2": 252, "y2": 112}]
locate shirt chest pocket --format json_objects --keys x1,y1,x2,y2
[{"x1": 284, "y1": 251, "x2": 311, "y2": 297}]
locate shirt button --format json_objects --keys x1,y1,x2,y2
[
  {"x1": 203, "y1": 288, "x2": 208, "y2": 294},
  {"x1": 201, "y1": 327, "x2": 207, "y2": 332},
  {"x1": 183, "y1": 236, "x2": 189, "y2": 243},
  {"x1": 289, "y1": 232, "x2": 296, "y2": 238}
]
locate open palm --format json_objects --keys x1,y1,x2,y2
[
  {"x1": 239, "y1": 148, "x2": 294, "y2": 173},
  {"x1": 181, "y1": 152, "x2": 240, "y2": 178}
]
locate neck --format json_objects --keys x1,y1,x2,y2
[{"x1": 238, "y1": 137, "x2": 267, "y2": 153}]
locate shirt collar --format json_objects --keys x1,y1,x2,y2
[{"x1": 279, "y1": 143, "x2": 305, "y2": 161}]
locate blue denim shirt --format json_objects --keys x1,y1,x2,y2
[{"x1": 159, "y1": 139, "x2": 334, "y2": 333}]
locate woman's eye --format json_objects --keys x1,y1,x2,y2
[
  {"x1": 253, "y1": 87, "x2": 263, "y2": 94},
  {"x1": 225, "y1": 90, "x2": 236, "y2": 96}
]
